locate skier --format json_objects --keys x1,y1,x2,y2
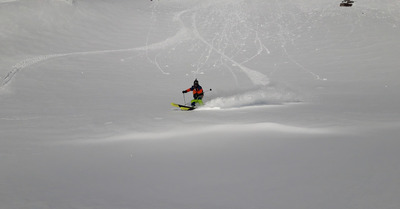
[{"x1": 182, "y1": 79, "x2": 204, "y2": 107}]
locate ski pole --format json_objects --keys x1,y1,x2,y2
[{"x1": 183, "y1": 93, "x2": 186, "y2": 104}]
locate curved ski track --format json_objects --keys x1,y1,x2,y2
[
  {"x1": 0, "y1": 27, "x2": 192, "y2": 88},
  {"x1": 2, "y1": 0, "x2": 272, "y2": 88}
]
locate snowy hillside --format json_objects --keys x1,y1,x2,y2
[{"x1": 1, "y1": 0, "x2": 400, "y2": 209}]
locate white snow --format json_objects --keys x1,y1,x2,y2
[{"x1": 1, "y1": 0, "x2": 400, "y2": 209}]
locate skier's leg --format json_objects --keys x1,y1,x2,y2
[
  {"x1": 197, "y1": 95, "x2": 204, "y2": 105},
  {"x1": 190, "y1": 99, "x2": 203, "y2": 106}
]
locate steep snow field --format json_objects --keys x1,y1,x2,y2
[{"x1": 1, "y1": 0, "x2": 400, "y2": 209}]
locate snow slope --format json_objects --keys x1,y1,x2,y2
[{"x1": 1, "y1": 0, "x2": 400, "y2": 209}]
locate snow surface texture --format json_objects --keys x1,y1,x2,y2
[{"x1": 1, "y1": 0, "x2": 400, "y2": 209}]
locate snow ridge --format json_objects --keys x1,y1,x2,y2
[{"x1": 68, "y1": 122, "x2": 330, "y2": 144}]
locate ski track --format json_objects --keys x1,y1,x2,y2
[
  {"x1": 2, "y1": 1, "x2": 275, "y2": 88},
  {"x1": 174, "y1": 2, "x2": 270, "y2": 86},
  {"x1": 0, "y1": 27, "x2": 193, "y2": 88},
  {"x1": 273, "y1": 0, "x2": 327, "y2": 81},
  {"x1": 146, "y1": 0, "x2": 271, "y2": 85},
  {"x1": 189, "y1": 12, "x2": 270, "y2": 86},
  {"x1": 2, "y1": 0, "x2": 324, "y2": 88}
]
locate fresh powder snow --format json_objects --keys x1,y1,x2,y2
[{"x1": 1, "y1": 0, "x2": 399, "y2": 209}]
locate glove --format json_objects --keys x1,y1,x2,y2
[{"x1": 182, "y1": 90, "x2": 187, "y2": 93}]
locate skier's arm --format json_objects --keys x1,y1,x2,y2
[{"x1": 182, "y1": 87, "x2": 193, "y2": 93}]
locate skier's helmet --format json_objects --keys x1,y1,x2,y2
[{"x1": 194, "y1": 79, "x2": 199, "y2": 86}]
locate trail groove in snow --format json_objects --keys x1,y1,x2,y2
[
  {"x1": 148, "y1": 0, "x2": 272, "y2": 85},
  {"x1": 190, "y1": 12, "x2": 270, "y2": 86},
  {"x1": 2, "y1": 0, "x2": 273, "y2": 88},
  {"x1": 178, "y1": 2, "x2": 270, "y2": 86},
  {"x1": 1, "y1": 28, "x2": 192, "y2": 87}
]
